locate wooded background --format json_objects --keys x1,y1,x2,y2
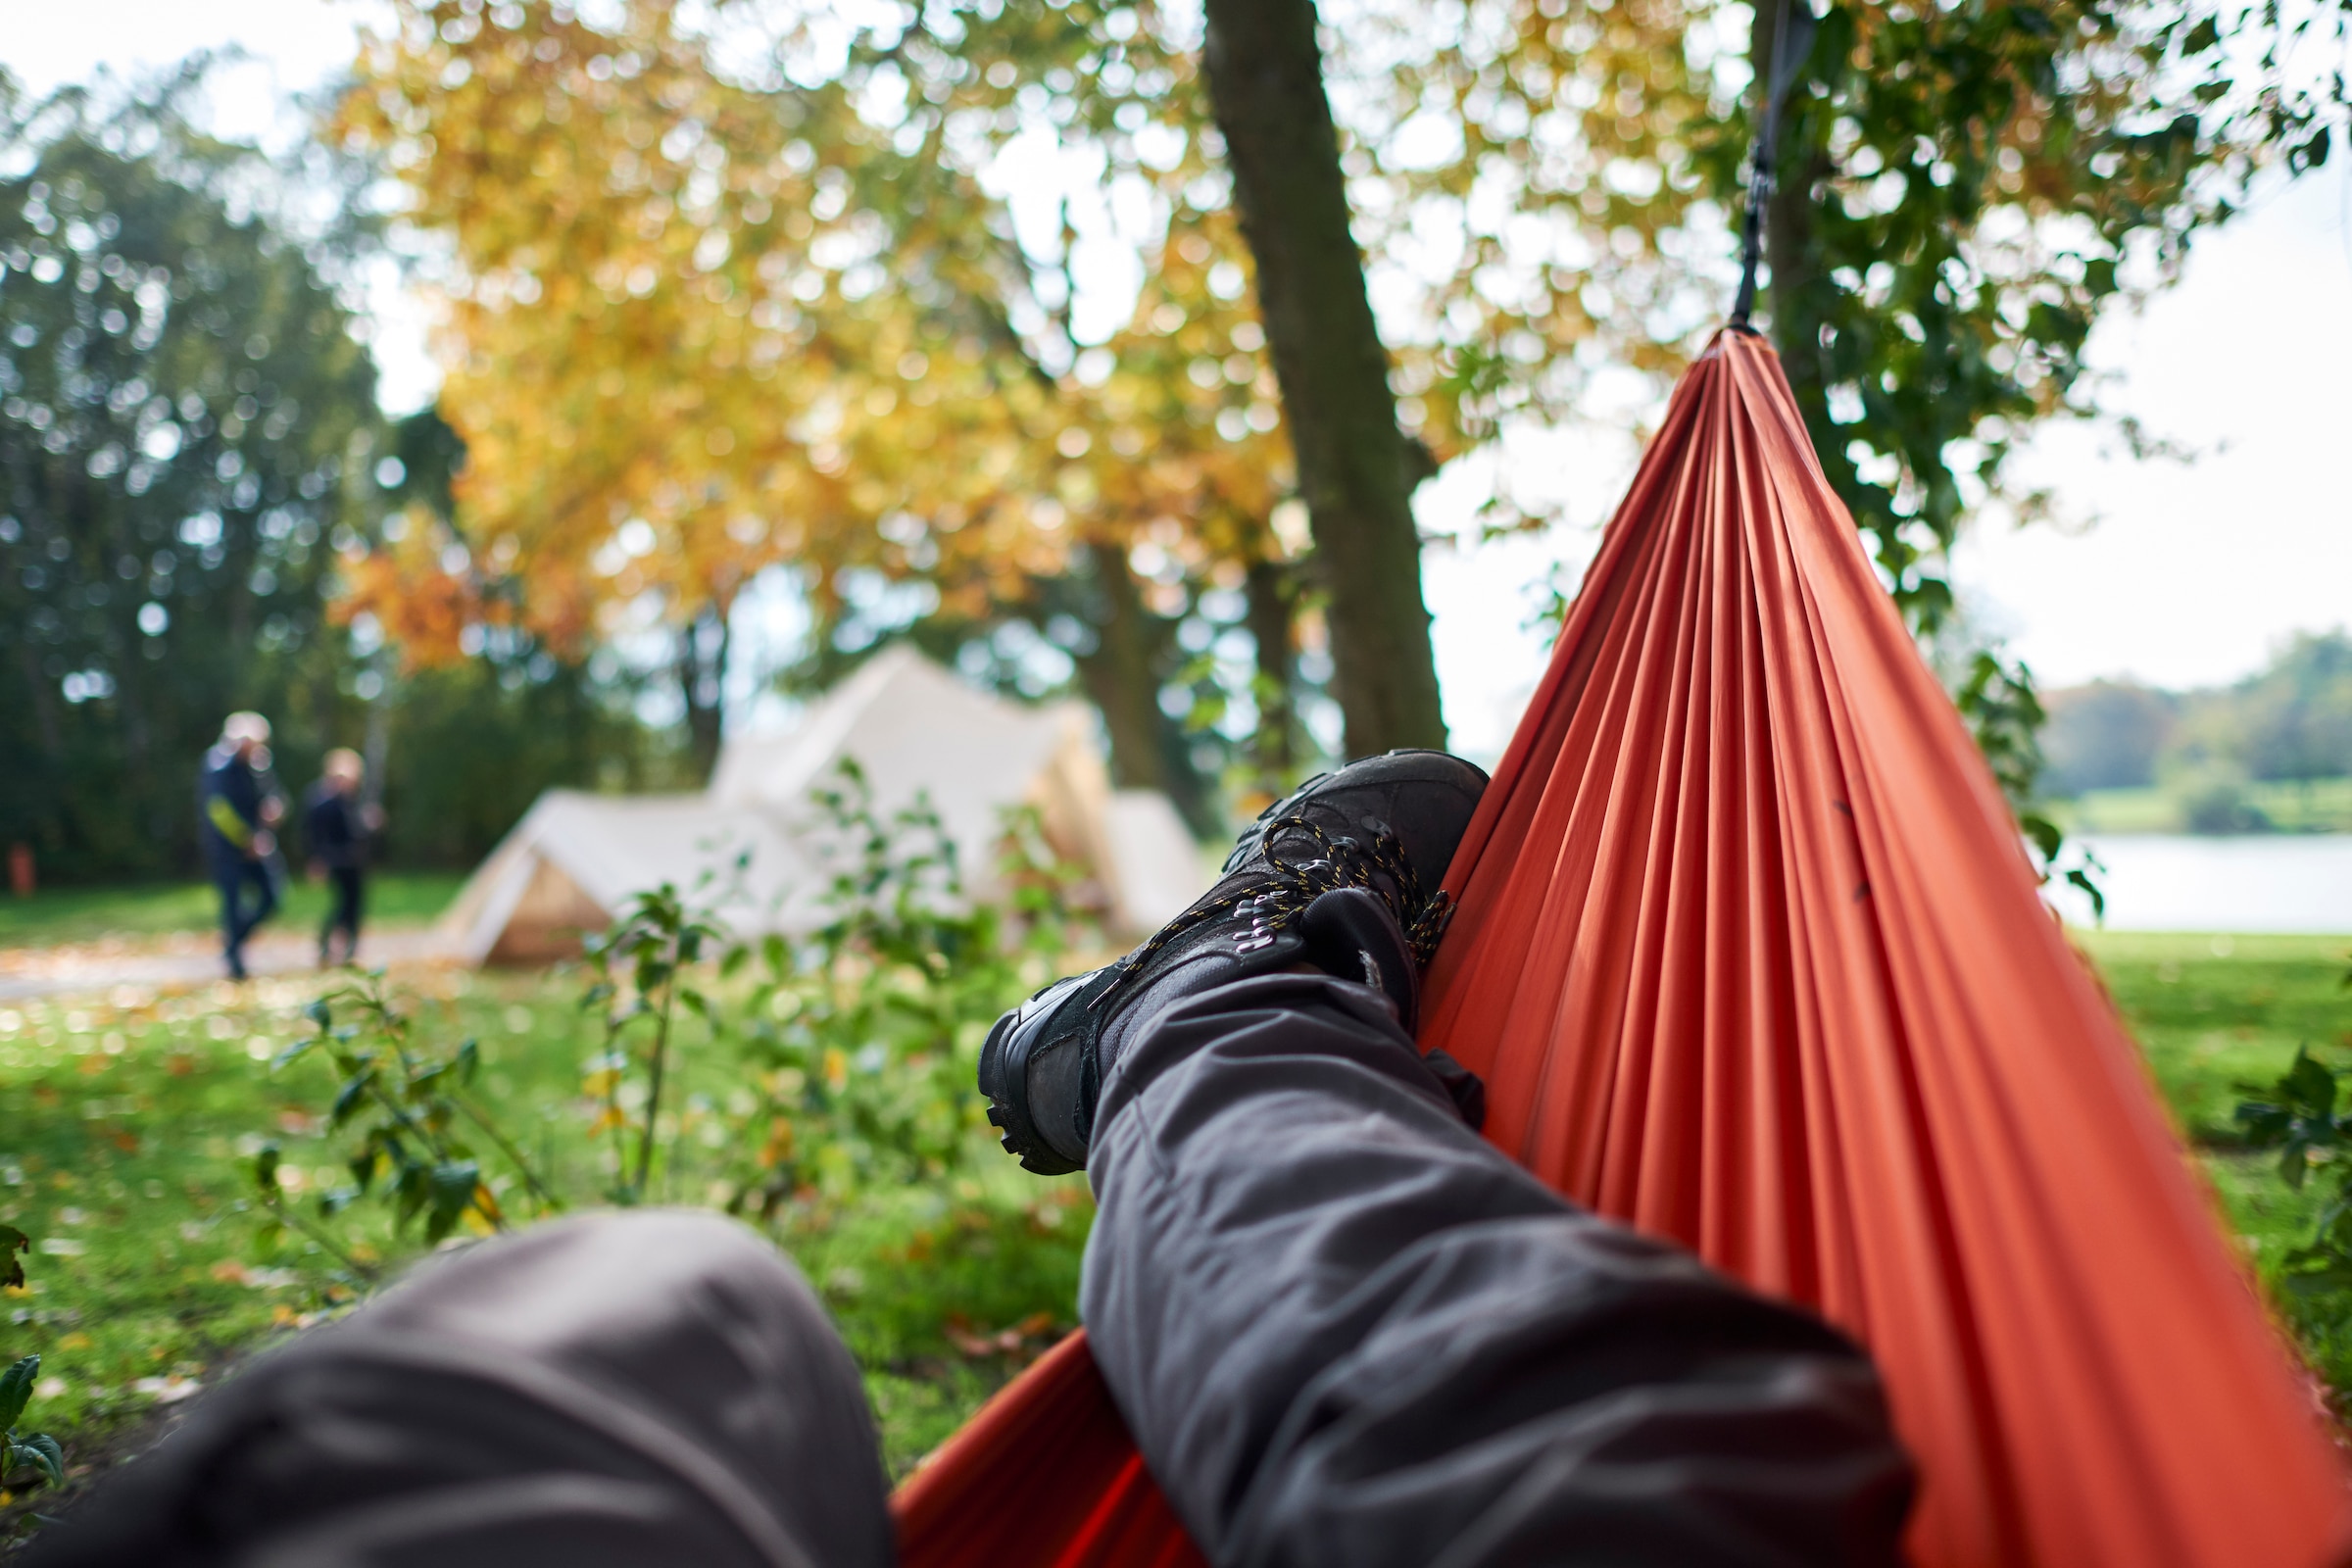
[{"x1": 2, "y1": 0, "x2": 2343, "y2": 880}]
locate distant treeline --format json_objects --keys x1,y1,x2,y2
[
  {"x1": 2040, "y1": 632, "x2": 2352, "y2": 832},
  {"x1": 0, "y1": 91, "x2": 688, "y2": 885}
]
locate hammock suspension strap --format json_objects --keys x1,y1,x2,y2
[{"x1": 1730, "y1": 0, "x2": 1818, "y2": 329}]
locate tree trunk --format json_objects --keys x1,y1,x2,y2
[
  {"x1": 363, "y1": 678, "x2": 394, "y2": 812},
  {"x1": 1070, "y1": 541, "x2": 1220, "y2": 838},
  {"x1": 15, "y1": 635, "x2": 60, "y2": 762},
  {"x1": 1200, "y1": 0, "x2": 1446, "y2": 759},
  {"x1": 1244, "y1": 556, "x2": 1298, "y2": 790},
  {"x1": 1752, "y1": 4, "x2": 1861, "y2": 518},
  {"x1": 677, "y1": 606, "x2": 729, "y2": 783}
]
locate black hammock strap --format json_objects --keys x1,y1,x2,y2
[{"x1": 1730, "y1": 0, "x2": 1820, "y2": 329}]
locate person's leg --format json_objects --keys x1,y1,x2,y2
[
  {"x1": 342, "y1": 865, "x2": 366, "y2": 958},
  {"x1": 318, "y1": 873, "x2": 338, "y2": 965},
  {"x1": 248, "y1": 856, "x2": 280, "y2": 933},
  {"x1": 213, "y1": 859, "x2": 250, "y2": 980},
  {"x1": 21, "y1": 1210, "x2": 892, "y2": 1568},
  {"x1": 1082, "y1": 972, "x2": 1914, "y2": 1568},
  {"x1": 321, "y1": 866, "x2": 361, "y2": 964}
]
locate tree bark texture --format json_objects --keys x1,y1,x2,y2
[
  {"x1": 1244, "y1": 556, "x2": 1299, "y2": 790},
  {"x1": 678, "y1": 607, "x2": 730, "y2": 783},
  {"x1": 1200, "y1": 0, "x2": 1446, "y2": 759},
  {"x1": 1072, "y1": 542, "x2": 1220, "y2": 838},
  {"x1": 1751, "y1": 3, "x2": 1858, "y2": 511}
]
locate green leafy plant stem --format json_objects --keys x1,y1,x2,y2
[
  {"x1": 252, "y1": 1155, "x2": 381, "y2": 1283},
  {"x1": 631, "y1": 973, "x2": 680, "y2": 1201},
  {"x1": 4, "y1": 1351, "x2": 65, "y2": 1491},
  {"x1": 451, "y1": 1096, "x2": 564, "y2": 1214}
]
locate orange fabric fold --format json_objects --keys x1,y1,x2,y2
[
  {"x1": 894, "y1": 1328, "x2": 1205, "y2": 1568},
  {"x1": 892, "y1": 330, "x2": 2349, "y2": 1568},
  {"x1": 1423, "y1": 330, "x2": 2348, "y2": 1566}
]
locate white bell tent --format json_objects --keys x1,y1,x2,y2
[{"x1": 438, "y1": 646, "x2": 1206, "y2": 964}]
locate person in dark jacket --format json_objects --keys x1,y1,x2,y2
[
  {"x1": 196, "y1": 712, "x2": 285, "y2": 982},
  {"x1": 306, "y1": 748, "x2": 382, "y2": 967}
]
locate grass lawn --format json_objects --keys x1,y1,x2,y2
[
  {"x1": 0, "y1": 873, "x2": 467, "y2": 951},
  {"x1": 1, "y1": 929, "x2": 2347, "y2": 1547},
  {"x1": 2075, "y1": 930, "x2": 2352, "y2": 1135},
  {"x1": 2074, "y1": 929, "x2": 2352, "y2": 1390},
  {"x1": 0, "y1": 966, "x2": 1089, "y2": 1546}
]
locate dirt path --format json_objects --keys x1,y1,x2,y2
[{"x1": 0, "y1": 926, "x2": 456, "y2": 1001}]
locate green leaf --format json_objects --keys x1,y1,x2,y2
[
  {"x1": 20, "y1": 1431, "x2": 65, "y2": 1486},
  {"x1": 394, "y1": 1162, "x2": 429, "y2": 1228},
  {"x1": 2282, "y1": 1050, "x2": 2337, "y2": 1118},
  {"x1": 0, "y1": 1354, "x2": 37, "y2": 1431},
  {"x1": 2284, "y1": 1261, "x2": 2352, "y2": 1298},
  {"x1": 253, "y1": 1142, "x2": 282, "y2": 1196},
  {"x1": 0, "y1": 1223, "x2": 25, "y2": 1291},
  {"x1": 2063, "y1": 867, "x2": 2105, "y2": 922},
  {"x1": 330, "y1": 1069, "x2": 375, "y2": 1128},
  {"x1": 425, "y1": 1158, "x2": 482, "y2": 1244},
  {"x1": 2235, "y1": 1099, "x2": 2292, "y2": 1145}
]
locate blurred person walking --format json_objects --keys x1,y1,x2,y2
[
  {"x1": 306, "y1": 748, "x2": 383, "y2": 967},
  {"x1": 197, "y1": 711, "x2": 286, "y2": 982}
]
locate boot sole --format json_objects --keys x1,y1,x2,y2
[{"x1": 977, "y1": 969, "x2": 1115, "y2": 1176}]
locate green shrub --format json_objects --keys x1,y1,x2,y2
[
  {"x1": 719, "y1": 763, "x2": 1096, "y2": 1218},
  {"x1": 253, "y1": 758, "x2": 1095, "y2": 1253},
  {"x1": 2, "y1": 1230, "x2": 66, "y2": 1498},
  {"x1": 2170, "y1": 763, "x2": 2274, "y2": 835}
]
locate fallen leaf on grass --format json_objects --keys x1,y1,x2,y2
[
  {"x1": 943, "y1": 1311, "x2": 1061, "y2": 1361},
  {"x1": 208, "y1": 1260, "x2": 298, "y2": 1290}
]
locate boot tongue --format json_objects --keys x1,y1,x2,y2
[{"x1": 1296, "y1": 886, "x2": 1419, "y2": 1031}]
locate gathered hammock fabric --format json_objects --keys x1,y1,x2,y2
[{"x1": 891, "y1": 330, "x2": 2351, "y2": 1568}]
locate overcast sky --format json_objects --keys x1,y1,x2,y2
[{"x1": 12, "y1": 0, "x2": 2348, "y2": 763}]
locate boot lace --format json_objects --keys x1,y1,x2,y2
[{"x1": 1092, "y1": 814, "x2": 1456, "y2": 1010}]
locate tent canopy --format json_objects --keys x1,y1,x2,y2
[{"x1": 440, "y1": 646, "x2": 1205, "y2": 962}]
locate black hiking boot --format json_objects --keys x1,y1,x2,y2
[{"x1": 977, "y1": 749, "x2": 1490, "y2": 1174}]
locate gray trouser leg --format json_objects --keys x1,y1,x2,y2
[
  {"x1": 1081, "y1": 973, "x2": 1914, "y2": 1568},
  {"x1": 24, "y1": 1211, "x2": 893, "y2": 1568}
]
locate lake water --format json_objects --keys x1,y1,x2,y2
[{"x1": 2040, "y1": 835, "x2": 2352, "y2": 933}]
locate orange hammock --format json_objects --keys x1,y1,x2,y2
[{"x1": 893, "y1": 331, "x2": 2351, "y2": 1568}]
